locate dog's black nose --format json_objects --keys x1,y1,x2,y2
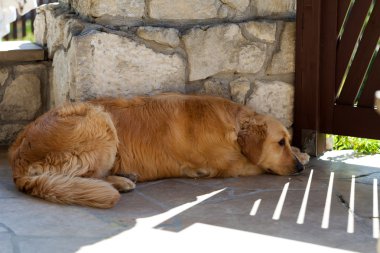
[{"x1": 296, "y1": 157, "x2": 304, "y2": 172}]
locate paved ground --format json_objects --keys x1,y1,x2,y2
[{"x1": 0, "y1": 146, "x2": 379, "y2": 253}]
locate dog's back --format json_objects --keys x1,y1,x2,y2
[{"x1": 91, "y1": 94, "x2": 246, "y2": 180}]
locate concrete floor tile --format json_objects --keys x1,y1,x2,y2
[
  {"x1": 17, "y1": 237, "x2": 102, "y2": 253},
  {"x1": 0, "y1": 233, "x2": 13, "y2": 253},
  {"x1": 135, "y1": 179, "x2": 218, "y2": 208},
  {"x1": 0, "y1": 198, "x2": 125, "y2": 237},
  {"x1": 84, "y1": 190, "x2": 166, "y2": 229},
  {"x1": 0, "y1": 178, "x2": 22, "y2": 198}
]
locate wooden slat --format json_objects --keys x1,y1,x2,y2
[
  {"x1": 358, "y1": 52, "x2": 380, "y2": 107},
  {"x1": 293, "y1": 0, "x2": 322, "y2": 147},
  {"x1": 333, "y1": 105, "x2": 380, "y2": 139},
  {"x1": 293, "y1": 0, "x2": 304, "y2": 147},
  {"x1": 22, "y1": 19, "x2": 27, "y2": 37},
  {"x1": 336, "y1": 1, "x2": 380, "y2": 105},
  {"x1": 319, "y1": 0, "x2": 338, "y2": 134},
  {"x1": 335, "y1": 0, "x2": 372, "y2": 91},
  {"x1": 11, "y1": 22, "x2": 17, "y2": 39},
  {"x1": 338, "y1": 0, "x2": 351, "y2": 34}
]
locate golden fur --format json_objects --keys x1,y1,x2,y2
[{"x1": 8, "y1": 94, "x2": 302, "y2": 208}]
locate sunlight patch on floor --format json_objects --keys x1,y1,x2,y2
[
  {"x1": 136, "y1": 188, "x2": 226, "y2": 229},
  {"x1": 77, "y1": 223, "x2": 360, "y2": 253},
  {"x1": 320, "y1": 150, "x2": 380, "y2": 168}
]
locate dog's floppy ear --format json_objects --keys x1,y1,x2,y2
[{"x1": 237, "y1": 118, "x2": 267, "y2": 165}]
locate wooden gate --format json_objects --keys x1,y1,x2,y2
[{"x1": 294, "y1": 0, "x2": 380, "y2": 148}]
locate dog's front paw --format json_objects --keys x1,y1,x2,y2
[
  {"x1": 182, "y1": 167, "x2": 211, "y2": 178},
  {"x1": 115, "y1": 173, "x2": 138, "y2": 183},
  {"x1": 291, "y1": 146, "x2": 310, "y2": 165},
  {"x1": 106, "y1": 176, "x2": 136, "y2": 193}
]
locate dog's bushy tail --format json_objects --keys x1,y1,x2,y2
[
  {"x1": 7, "y1": 102, "x2": 121, "y2": 209},
  {"x1": 14, "y1": 173, "x2": 120, "y2": 209}
]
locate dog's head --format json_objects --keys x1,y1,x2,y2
[{"x1": 237, "y1": 112, "x2": 304, "y2": 176}]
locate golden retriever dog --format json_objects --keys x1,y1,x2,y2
[{"x1": 8, "y1": 94, "x2": 304, "y2": 208}]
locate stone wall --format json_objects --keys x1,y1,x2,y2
[
  {"x1": 0, "y1": 63, "x2": 49, "y2": 145},
  {"x1": 34, "y1": 0, "x2": 295, "y2": 126}
]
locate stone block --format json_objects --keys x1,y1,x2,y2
[
  {"x1": 229, "y1": 77, "x2": 250, "y2": 104},
  {"x1": 221, "y1": 0, "x2": 250, "y2": 12},
  {"x1": 49, "y1": 0, "x2": 296, "y2": 26},
  {"x1": 247, "y1": 80, "x2": 294, "y2": 127},
  {"x1": 201, "y1": 79, "x2": 231, "y2": 99},
  {"x1": 0, "y1": 74, "x2": 41, "y2": 121},
  {"x1": 34, "y1": 5, "x2": 47, "y2": 46},
  {"x1": 58, "y1": 0, "x2": 69, "y2": 4},
  {"x1": 34, "y1": 3, "x2": 69, "y2": 58},
  {"x1": 13, "y1": 63, "x2": 46, "y2": 75},
  {"x1": 251, "y1": 0, "x2": 296, "y2": 17},
  {"x1": 61, "y1": 31, "x2": 186, "y2": 101},
  {"x1": 242, "y1": 21, "x2": 276, "y2": 43},
  {"x1": 0, "y1": 68, "x2": 9, "y2": 86},
  {"x1": 70, "y1": 0, "x2": 145, "y2": 18},
  {"x1": 183, "y1": 24, "x2": 267, "y2": 81},
  {"x1": 45, "y1": 6, "x2": 70, "y2": 58},
  {"x1": 137, "y1": 27, "x2": 180, "y2": 48},
  {"x1": 35, "y1": 3, "x2": 87, "y2": 58},
  {"x1": 149, "y1": 0, "x2": 221, "y2": 20},
  {"x1": 0, "y1": 124, "x2": 25, "y2": 145},
  {"x1": 38, "y1": 4, "x2": 187, "y2": 102},
  {"x1": 51, "y1": 49, "x2": 70, "y2": 107},
  {"x1": 267, "y1": 22, "x2": 296, "y2": 74}
]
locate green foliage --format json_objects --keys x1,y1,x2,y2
[
  {"x1": 7, "y1": 19, "x2": 34, "y2": 42},
  {"x1": 22, "y1": 20, "x2": 35, "y2": 41},
  {"x1": 330, "y1": 135, "x2": 380, "y2": 154}
]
